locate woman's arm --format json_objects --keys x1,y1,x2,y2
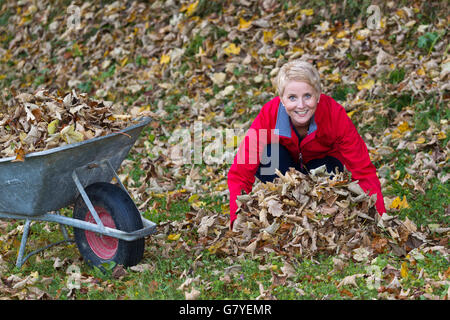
[
  {"x1": 332, "y1": 101, "x2": 386, "y2": 215},
  {"x1": 227, "y1": 103, "x2": 273, "y2": 226}
]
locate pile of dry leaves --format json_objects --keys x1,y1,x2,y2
[
  {"x1": 0, "y1": 89, "x2": 138, "y2": 160},
  {"x1": 231, "y1": 167, "x2": 382, "y2": 258},
  {"x1": 158, "y1": 166, "x2": 444, "y2": 263}
]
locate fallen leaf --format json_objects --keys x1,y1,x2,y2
[
  {"x1": 160, "y1": 54, "x2": 171, "y2": 65},
  {"x1": 167, "y1": 233, "x2": 181, "y2": 241},
  {"x1": 400, "y1": 262, "x2": 409, "y2": 279},
  {"x1": 185, "y1": 287, "x2": 201, "y2": 300},
  {"x1": 224, "y1": 43, "x2": 241, "y2": 55},
  {"x1": 337, "y1": 274, "x2": 364, "y2": 288}
]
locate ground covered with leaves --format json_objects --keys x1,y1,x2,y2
[{"x1": 0, "y1": 0, "x2": 449, "y2": 300}]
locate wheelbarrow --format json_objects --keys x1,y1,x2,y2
[{"x1": 0, "y1": 117, "x2": 157, "y2": 269}]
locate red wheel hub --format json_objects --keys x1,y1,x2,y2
[{"x1": 84, "y1": 206, "x2": 118, "y2": 260}]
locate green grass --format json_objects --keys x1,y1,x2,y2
[
  {"x1": 185, "y1": 35, "x2": 205, "y2": 57},
  {"x1": 389, "y1": 68, "x2": 406, "y2": 85},
  {"x1": 413, "y1": 96, "x2": 449, "y2": 134},
  {"x1": 332, "y1": 85, "x2": 357, "y2": 102},
  {"x1": 389, "y1": 178, "x2": 450, "y2": 227}
]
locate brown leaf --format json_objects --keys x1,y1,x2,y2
[
  {"x1": 12, "y1": 147, "x2": 26, "y2": 162},
  {"x1": 112, "y1": 265, "x2": 127, "y2": 279},
  {"x1": 371, "y1": 237, "x2": 389, "y2": 254}
]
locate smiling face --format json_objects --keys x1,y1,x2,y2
[{"x1": 280, "y1": 81, "x2": 319, "y2": 130}]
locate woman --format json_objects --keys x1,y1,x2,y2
[{"x1": 227, "y1": 59, "x2": 386, "y2": 228}]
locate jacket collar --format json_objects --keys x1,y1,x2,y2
[{"x1": 275, "y1": 101, "x2": 317, "y2": 138}]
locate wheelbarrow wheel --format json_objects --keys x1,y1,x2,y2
[{"x1": 73, "y1": 182, "x2": 144, "y2": 268}]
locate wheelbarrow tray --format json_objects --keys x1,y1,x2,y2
[{"x1": 0, "y1": 117, "x2": 151, "y2": 216}]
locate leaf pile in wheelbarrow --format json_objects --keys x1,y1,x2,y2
[
  {"x1": 184, "y1": 167, "x2": 440, "y2": 261},
  {"x1": 0, "y1": 89, "x2": 139, "y2": 161}
]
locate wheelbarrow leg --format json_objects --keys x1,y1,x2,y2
[
  {"x1": 59, "y1": 223, "x2": 70, "y2": 241},
  {"x1": 16, "y1": 219, "x2": 31, "y2": 268},
  {"x1": 13, "y1": 217, "x2": 75, "y2": 269}
]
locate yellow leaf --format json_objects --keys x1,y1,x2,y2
[
  {"x1": 180, "y1": 0, "x2": 199, "y2": 16},
  {"x1": 291, "y1": 46, "x2": 305, "y2": 54},
  {"x1": 399, "y1": 196, "x2": 410, "y2": 209},
  {"x1": 347, "y1": 110, "x2": 356, "y2": 119},
  {"x1": 47, "y1": 119, "x2": 59, "y2": 135},
  {"x1": 379, "y1": 38, "x2": 389, "y2": 46},
  {"x1": 167, "y1": 233, "x2": 181, "y2": 241},
  {"x1": 323, "y1": 37, "x2": 334, "y2": 49},
  {"x1": 224, "y1": 43, "x2": 241, "y2": 55},
  {"x1": 160, "y1": 54, "x2": 170, "y2": 64},
  {"x1": 188, "y1": 194, "x2": 199, "y2": 203},
  {"x1": 192, "y1": 201, "x2": 206, "y2": 210},
  {"x1": 390, "y1": 196, "x2": 409, "y2": 209},
  {"x1": 389, "y1": 196, "x2": 401, "y2": 209},
  {"x1": 120, "y1": 57, "x2": 128, "y2": 67},
  {"x1": 221, "y1": 204, "x2": 229, "y2": 215},
  {"x1": 263, "y1": 30, "x2": 274, "y2": 43},
  {"x1": 397, "y1": 121, "x2": 410, "y2": 133},
  {"x1": 437, "y1": 131, "x2": 446, "y2": 140},
  {"x1": 0, "y1": 50, "x2": 11, "y2": 63},
  {"x1": 415, "y1": 137, "x2": 426, "y2": 144},
  {"x1": 356, "y1": 29, "x2": 370, "y2": 41},
  {"x1": 238, "y1": 17, "x2": 252, "y2": 30},
  {"x1": 196, "y1": 46, "x2": 205, "y2": 57},
  {"x1": 336, "y1": 31, "x2": 347, "y2": 39},
  {"x1": 396, "y1": 9, "x2": 406, "y2": 19},
  {"x1": 390, "y1": 131, "x2": 401, "y2": 139},
  {"x1": 400, "y1": 262, "x2": 408, "y2": 279},
  {"x1": 0, "y1": 75, "x2": 5, "y2": 80},
  {"x1": 60, "y1": 125, "x2": 84, "y2": 144},
  {"x1": 274, "y1": 38, "x2": 289, "y2": 47},
  {"x1": 357, "y1": 79, "x2": 375, "y2": 90},
  {"x1": 139, "y1": 105, "x2": 151, "y2": 112},
  {"x1": 300, "y1": 8, "x2": 314, "y2": 16},
  {"x1": 204, "y1": 111, "x2": 216, "y2": 121},
  {"x1": 243, "y1": 288, "x2": 251, "y2": 295},
  {"x1": 417, "y1": 68, "x2": 425, "y2": 76},
  {"x1": 326, "y1": 73, "x2": 341, "y2": 83},
  {"x1": 392, "y1": 170, "x2": 401, "y2": 180}
]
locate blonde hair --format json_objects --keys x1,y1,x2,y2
[{"x1": 275, "y1": 59, "x2": 322, "y2": 97}]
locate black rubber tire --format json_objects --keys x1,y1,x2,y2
[{"x1": 73, "y1": 182, "x2": 144, "y2": 268}]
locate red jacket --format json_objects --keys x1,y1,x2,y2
[{"x1": 227, "y1": 94, "x2": 386, "y2": 225}]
